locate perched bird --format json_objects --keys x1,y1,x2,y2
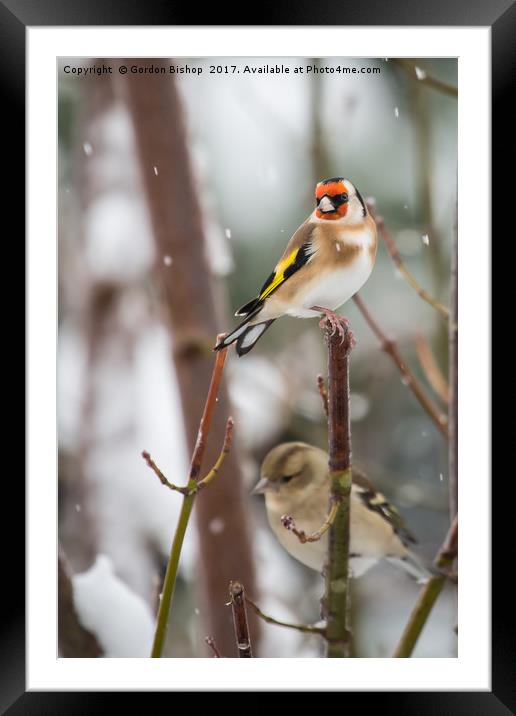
[
  {"x1": 253, "y1": 442, "x2": 432, "y2": 582},
  {"x1": 215, "y1": 177, "x2": 377, "y2": 355}
]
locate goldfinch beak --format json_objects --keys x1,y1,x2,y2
[
  {"x1": 318, "y1": 195, "x2": 335, "y2": 213},
  {"x1": 251, "y1": 477, "x2": 270, "y2": 495}
]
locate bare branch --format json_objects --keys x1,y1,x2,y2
[
  {"x1": 141, "y1": 450, "x2": 190, "y2": 495},
  {"x1": 229, "y1": 581, "x2": 253, "y2": 658},
  {"x1": 321, "y1": 317, "x2": 354, "y2": 658},
  {"x1": 415, "y1": 334, "x2": 450, "y2": 404},
  {"x1": 368, "y1": 203, "x2": 449, "y2": 319},
  {"x1": 142, "y1": 415, "x2": 234, "y2": 500},
  {"x1": 245, "y1": 596, "x2": 326, "y2": 636},
  {"x1": 196, "y1": 417, "x2": 234, "y2": 491},
  {"x1": 353, "y1": 294, "x2": 449, "y2": 439},
  {"x1": 391, "y1": 59, "x2": 458, "y2": 98},
  {"x1": 281, "y1": 499, "x2": 340, "y2": 544},
  {"x1": 449, "y1": 195, "x2": 458, "y2": 519}
]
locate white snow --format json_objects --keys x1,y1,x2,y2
[
  {"x1": 84, "y1": 192, "x2": 155, "y2": 282},
  {"x1": 163, "y1": 255, "x2": 173, "y2": 266},
  {"x1": 394, "y1": 107, "x2": 399, "y2": 118},
  {"x1": 228, "y1": 356, "x2": 288, "y2": 449},
  {"x1": 83, "y1": 141, "x2": 93, "y2": 156},
  {"x1": 421, "y1": 233, "x2": 430, "y2": 245},
  {"x1": 72, "y1": 554, "x2": 156, "y2": 657},
  {"x1": 224, "y1": 228, "x2": 232, "y2": 239},
  {"x1": 415, "y1": 66, "x2": 427, "y2": 80},
  {"x1": 350, "y1": 393, "x2": 370, "y2": 422},
  {"x1": 153, "y1": 166, "x2": 159, "y2": 176}
]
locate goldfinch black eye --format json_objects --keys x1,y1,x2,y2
[
  {"x1": 339, "y1": 193, "x2": 348, "y2": 202},
  {"x1": 281, "y1": 474, "x2": 295, "y2": 483}
]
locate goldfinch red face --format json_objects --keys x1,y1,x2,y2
[{"x1": 314, "y1": 177, "x2": 366, "y2": 223}]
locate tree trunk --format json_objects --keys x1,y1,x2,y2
[{"x1": 120, "y1": 59, "x2": 259, "y2": 656}]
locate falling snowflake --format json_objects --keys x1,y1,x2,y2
[
  {"x1": 83, "y1": 141, "x2": 93, "y2": 156},
  {"x1": 335, "y1": 243, "x2": 341, "y2": 252},
  {"x1": 225, "y1": 228, "x2": 232, "y2": 239},
  {"x1": 421, "y1": 233, "x2": 430, "y2": 245},
  {"x1": 153, "y1": 166, "x2": 159, "y2": 176},
  {"x1": 163, "y1": 255, "x2": 173, "y2": 266},
  {"x1": 75, "y1": 504, "x2": 82, "y2": 512},
  {"x1": 394, "y1": 107, "x2": 399, "y2": 118},
  {"x1": 209, "y1": 517, "x2": 225, "y2": 535},
  {"x1": 415, "y1": 66, "x2": 427, "y2": 80},
  {"x1": 439, "y1": 473, "x2": 444, "y2": 482}
]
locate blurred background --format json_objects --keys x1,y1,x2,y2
[{"x1": 58, "y1": 57, "x2": 457, "y2": 658}]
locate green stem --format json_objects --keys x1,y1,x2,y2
[
  {"x1": 393, "y1": 514, "x2": 458, "y2": 657},
  {"x1": 324, "y1": 469, "x2": 352, "y2": 658},
  {"x1": 149, "y1": 342, "x2": 229, "y2": 657},
  {"x1": 151, "y1": 485, "x2": 196, "y2": 658},
  {"x1": 392, "y1": 575, "x2": 446, "y2": 658}
]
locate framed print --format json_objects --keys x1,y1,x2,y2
[{"x1": 8, "y1": 0, "x2": 507, "y2": 709}]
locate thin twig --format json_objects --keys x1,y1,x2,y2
[
  {"x1": 369, "y1": 205, "x2": 450, "y2": 319},
  {"x1": 322, "y1": 317, "x2": 354, "y2": 658},
  {"x1": 151, "y1": 339, "x2": 230, "y2": 658},
  {"x1": 196, "y1": 417, "x2": 234, "y2": 491},
  {"x1": 353, "y1": 294, "x2": 449, "y2": 439},
  {"x1": 393, "y1": 514, "x2": 458, "y2": 658},
  {"x1": 141, "y1": 450, "x2": 190, "y2": 495},
  {"x1": 205, "y1": 636, "x2": 222, "y2": 658},
  {"x1": 415, "y1": 334, "x2": 450, "y2": 404},
  {"x1": 281, "y1": 500, "x2": 340, "y2": 544},
  {"x1": 391, "y1": 59, "x2": 458, "y2": 98},
  {"x1": 142, "y1": 417, "x2": 234, "y2": 497},
  {"x1": 316, "y1": 374, "x2": 329, "y2": 417},
  {"x1": 449, "y1": 194, "x2": 458, "y2": 520},
  {"x1": 245, "y1": 596, "x2": 326, "y2": 636},
  {"x1": 229, "y1": 581, "x2": 253, "y2": 658}
]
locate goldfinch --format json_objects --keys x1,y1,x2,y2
[
  {"x1": 253, "y1": 442, "x2": 432, "y2": 582},
  {"x1": 215, "y1": 177, "x2": 377, "y2": 355}
]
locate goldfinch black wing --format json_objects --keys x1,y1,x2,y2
[
  {"x1": 235, "y1": 224, "x2": 316, "y2": 317},
  {"x1": 352, "y1": 469, "x2": 417, "y2": 546}
]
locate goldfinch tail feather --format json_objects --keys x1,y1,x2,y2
[
  {"x1": 214, "y1": 307, "x2": 275, "y2": 355},
  {"x1": 235, "y1": 320, "x2": 275, "y2": 355},
  {"x1": 235, "y1": 297, "x2": 263, "y2": 317}
]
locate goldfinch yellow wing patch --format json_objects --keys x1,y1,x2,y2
[{"x1": 258, "y1": 243, "x2": 314, "y2": 301}]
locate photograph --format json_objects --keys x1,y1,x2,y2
[{"x1": 57, "y1": 55, "x2": 459, "y2": 659}]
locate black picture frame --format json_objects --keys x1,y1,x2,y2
[{"x1": 9, "y1": 0, "x2": 507, "y2": 711}]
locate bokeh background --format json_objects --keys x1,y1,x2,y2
[{"x1": 58, "y1": 57, "x2": 457, "y2": 658}]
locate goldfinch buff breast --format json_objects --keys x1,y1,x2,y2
[{"x1": 215, "y1": 177, "x2": 377, "y2": 355}]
